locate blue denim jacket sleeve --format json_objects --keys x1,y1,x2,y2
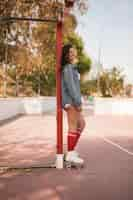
[{"x1": 63, "y1": 65, "x2": 81, "y2": 107}]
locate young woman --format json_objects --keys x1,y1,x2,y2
[{"x1": 61, "y1": 44, "x2": 86, "y2": 165}]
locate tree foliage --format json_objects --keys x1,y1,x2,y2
[
  {"x1": 99, "y1": 67, "x2": 124, "y2": 97},
  {"x1": 64, "y1": 32, "x2": 91, "y2": 76},
  {"x1": 80, "y1": 66, "x2": 125, "y2": 97},
  {"x1": 0, "y1": 0, "x2": 91, "y2": 96}
]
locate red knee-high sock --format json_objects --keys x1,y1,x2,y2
[{"x1": 68, "y1": 131, "x2": 80, "y2": 151}]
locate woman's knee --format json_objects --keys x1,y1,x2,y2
[{"x1": 66, "y1": 106, "x2": 79, "y2": 130}]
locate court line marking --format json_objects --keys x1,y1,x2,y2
[{"x1": 100, "y1": 136, "x2": 133, "y2": 156}]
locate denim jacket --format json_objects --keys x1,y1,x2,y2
[{"x1": 61, "y1": 64, "x2": 82, "y2": 108}]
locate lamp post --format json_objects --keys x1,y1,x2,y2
[{"x1": 97, "y1": 43, "x2": 102, "y2": 96}]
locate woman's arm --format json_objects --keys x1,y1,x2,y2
[{"x1": 63, "y1": 65, "x2": 82, "y2": 107}]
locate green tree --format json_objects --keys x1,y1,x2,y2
[
  {"x1": 81, "y1": 79, "x2": 97, "y2": 95},
  {"x1": 64, "y1": 32, "x2": 91, "y2": 76},
  {"x1": 99, "y1": 67, "x2": 124, "y2": 97},
  {"x1": 0, "y1": 0, "x2": 91, "y2": 96}
]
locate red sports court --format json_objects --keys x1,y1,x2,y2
[{"x1": 0, "y1": 107, "x2": 133, "y2": 199}]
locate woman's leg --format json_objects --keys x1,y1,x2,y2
[
  {"x1": 66, "y1": 106, "x2": 78, "y2": 132},
  {"x1": 66, "y1": 106, "x2": 79, "y2": 151},
  {"x1": 65, "y1": 106, "x2": 84, "y2": 164},
  {"x1": 74, "y1": 111, "x2": 86, "y2": 148}
]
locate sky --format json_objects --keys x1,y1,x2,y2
[{"x1": 75, "y1": 0, "x2": 133, "y2": 83}]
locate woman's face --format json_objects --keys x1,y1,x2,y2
[{"x1": 68, "y1": 47, "x2": 77, "y2": 64}]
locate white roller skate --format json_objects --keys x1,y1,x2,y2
[{"x1": 64, "y1": 151, "x2": 84, "y2": 168}]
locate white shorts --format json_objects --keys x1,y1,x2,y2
[{"x1": 64, "y1": 104, "x2": 71, "y2": 109}]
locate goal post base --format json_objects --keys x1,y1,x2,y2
[{"x1": 56, "y1": 154, "x2": 64, "y2": 169}]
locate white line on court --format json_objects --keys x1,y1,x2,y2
[{"x1": 100, "y1": 136, "x2": 133, "y2": 156}]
